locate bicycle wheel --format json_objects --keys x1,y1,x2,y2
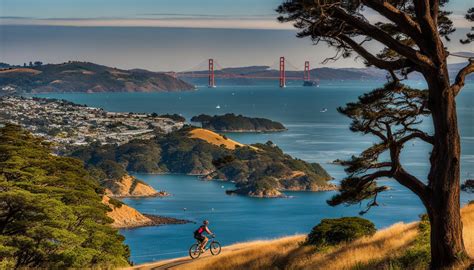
[
  {"x1": 189, "y1": 243, "x2": 201, "y2": 259},
  {"x1": 210, "y1": 241, "x2": 221, "y2": 255}
]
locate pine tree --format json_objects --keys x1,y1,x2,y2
[
  {"x1": 0, "y1": 124, "x2": 129, "y2": 268},
  {"x1": 277, "y1": 1, "x2": 474, "y2": 268}
]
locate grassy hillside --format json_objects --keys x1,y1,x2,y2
[
  {"x1": 135, "y1": 203, "x2": 474, "y2": 270},
  {"x1": 69, "y1": 127, "x2": 334, "y2": 198},
  {"x1": 0, "y1": 61, "x2": 194, "y2": 93},
  {"x1": 189, "y1": 128, "x2": 248, "y2": 150}
]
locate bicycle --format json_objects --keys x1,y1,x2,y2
[{"x1": 189, "y1": 235, "x2": 221, "y2": 259}]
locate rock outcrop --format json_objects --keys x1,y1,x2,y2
[
  {"x1": 103, "y1": 196, "x2": 154, "y2": 228},
  {"x1": 102, "y1": 196, "x2": 189, "y2": 229},
  {"x1": 462, "y1": 179, "x2": 474, "y2": 193},
  {"x1": 103, "y1": 174, "x2": 168, "y2": 198}
]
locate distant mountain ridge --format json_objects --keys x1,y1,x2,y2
[
  {"x1": 0, "y1": 61, "x2": 195, "y2": 93},
  {"x1": 180, "y1": 65, "x2": 382, "y2": 82},
  {"x1": 180, "y1": 58, "x2": 473, "y2": 84}
]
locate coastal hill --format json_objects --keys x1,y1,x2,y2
[
  {"x1": 0, "y1": 124, "x2": 130, "y2": 268},
  {"x1": 103, "y1": 174, "x2": 168, "y2": 198},
  {"x1": 132, "y1": 203, "x2": 474, "y2": 270},
  {"x1": 191, "y1": 114, "x2": 286, "y2": 132},
  {"x1": 1, "y1": 96, "x2": 334, "y2": 198},
  {"x1": 180, "y1": 65, "x2": 383, "y2": 82},
  {"x1": 189, "y1": 128, "x2": 248, "y2": 149},
  {"x1": 103, "y1": 196, "x2": 187, "y2": 229},
  {"x1": 0, "y1": 61, "x2": 194, "y2": 93},
  {"x1": 70, "y1": 126, "x2": 335, "y2": 198},
  {"x1": 178, "y1": 59, "x2": 473, "y2": 85}
]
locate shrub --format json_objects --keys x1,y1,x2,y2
[
  {"x1": 307, "y1": 217, "x2": 376, "y2": 246},
  {"x1": 108, "y1": 197, "x2": 124, "y2": 208},
  {"x1": 350, "y1": 214, "x2": 431, "y2": 270}
]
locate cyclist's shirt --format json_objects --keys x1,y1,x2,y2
[{"x1": 195, "y1": 225, "x2": 206, "y2": 236}]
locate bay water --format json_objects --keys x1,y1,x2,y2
[{"x1": 34, "y1": 80, "x2": 474, "y2": 264}]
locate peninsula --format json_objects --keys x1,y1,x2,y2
[
  {"x1": 0, "y1": 61, "x2": 194, "y2": 93},
  {"x1": 0, "y1": 96, "x2": 335, "y2": 198},
  {"x1": 71, "y1": 127, "x2": 335, "y2": 198}
]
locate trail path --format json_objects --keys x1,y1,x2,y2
[
  {"x1": 124, "y1": 235, "x2": 305, "y2": 270},
  {"x1": 125, "y1": 246, "x2": 241, "y2": 270}
]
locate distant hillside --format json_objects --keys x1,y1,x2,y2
[
  {"x1": 69, "y1": 127, "x2": 334, "y2": 198},
  {"x1": 0, "y1": 61, "x2": 195, "y2": 93},
  {"x1": 191, "y1": 113, "x2": 286, "y2": 132},
  {"x1": 180, "y1": 57, "x2": 473, "y2": 85},
  {"x1": 180, "y1": 65, "x2": 383, "y2": 85}
]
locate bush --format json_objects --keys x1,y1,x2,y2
[
  {"x1": 350, "y1": 214, "x2": 431, "y2": 270},
  {"x1": 307, "y1": 217, "x2": 376, "y2": 246},
  {"x1": 108, "y1": 197, "x2": 124, "y2": 208}
]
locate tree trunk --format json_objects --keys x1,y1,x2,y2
[{"x1": 425, "y1": 66, "x2": 467, "y2": 269}]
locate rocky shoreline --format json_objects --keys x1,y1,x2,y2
[
  {"x1": 143, "y1": 215, "x2": 191, "y2": 226},
  {"x1": 206, "y1": 128, "x2": 288, "y2": 133},
  {"x1": 112, "y1": 190, "x2": 170, "y2": 199},
  {"x1": 118, "y1": 215, "x2": 191, "y2": 229},
  {"x1": 226, "y1": 183, "x2": 339, "y2": 198}
]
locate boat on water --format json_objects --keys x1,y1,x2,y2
[
  {"x1": 216, "y1": 105, "x2": 221, "y2": 109},
  {"x1": 303, "y1": 80, "x2": 319, "y2": 87}
]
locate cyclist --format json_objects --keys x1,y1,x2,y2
[{"x1": 194, "y1": 220, "x2": 214, "y2": 252}]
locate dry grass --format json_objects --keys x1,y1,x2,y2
[
  {"x1": 169, "y1": 204, "x2": 474, "y2": 270},
  {"x1": 0, "y1": 68, "x2": 41, "y2": 74},
  {"x1": 462, "y1": 203, "x2": 474, "y2": 258},
  {"x1": 189, "y1": 128, "x2": 255, "y2": 150},
  {"x1": 60, "y1": 69, "x2": 95, "y2": 75}
]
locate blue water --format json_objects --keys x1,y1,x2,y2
[{"x1": 34, "y1": 81, "x2": 474, "y2": 264}]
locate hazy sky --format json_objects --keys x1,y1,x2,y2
[{"x1": 0, "y1": 0, "x2": 472, "y2": 71}]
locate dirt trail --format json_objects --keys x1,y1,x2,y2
[
  {"x1": 124, "y1": 237, "x2": 303, "y2": 270},
  {"x1": 126, "y1": 247, "x2": 238, "y2": 270}
]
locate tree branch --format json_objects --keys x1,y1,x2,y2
[
  {"x1": 398, "y1": 131, "x2": 434, "y2": 145},
  {"x1": 413, "y1": 0, "x2": 445, "y2": 61},
  {"x1": 338, "y1": 35, "x2": 412, "y2": 71},
  {"x1": 394, "y1": 167, "x2": 430, "y2": 205},
  {"x1": 361, "y1": 0, "x2": 427, "y2": 50},
  {"x1": 361, "y1": 169, "x2": 393, "y2": 182},
  {"x1": 452, "y1": 59, "x2": 474, "y2": 96},
  {"x1": 331, "y1": 6, "x2": 434, "y2": 67}
]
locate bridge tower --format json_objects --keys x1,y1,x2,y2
[
  {"x1": 208, "y1": 59, "x2": 216, "y2": 88},
  {"x1": 304, "y1": 61, "x2": 310, "y2": 81},
  {"x1": 279, "y1": 57, "x2": 286, "y2": 88}
]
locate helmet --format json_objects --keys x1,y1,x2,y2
[{"x1": 203, "y1": 220, "x2": 209, "y2": 225}]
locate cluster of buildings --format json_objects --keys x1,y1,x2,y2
[{"x1": 0, "y1": 96, "x2": 184, "y2": 147}]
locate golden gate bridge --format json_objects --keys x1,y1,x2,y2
[{"x1": 166, "y1": 57, "x2": 317, "y2": 88}]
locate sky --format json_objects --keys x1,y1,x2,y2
[{"x1": 0, "y1": 0, "x2": 472, "y2": 71}]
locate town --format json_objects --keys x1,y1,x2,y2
[{"x1": 0, "y1": 96, "x2": 184, "y2": 148}]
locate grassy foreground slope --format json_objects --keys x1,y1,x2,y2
[{"x1": 137, "y1": 203, "x2": 474, "y2": 270}]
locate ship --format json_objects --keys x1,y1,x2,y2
[{"x1": 303, "y1": 80, "x2": 319, "y2": 87}]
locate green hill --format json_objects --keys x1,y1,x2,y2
[
  {"x1": 0, "y1": 61, "x2": 194, "y2": 93},
  {"x1": 69, "y1": 127, "x2": 334, "y2": 198},
  {"x1": 191, "y1": 113, "x2": 287, "y2": 132},
  {"x1": 0, "y1": 124, "x2": 129, "y2": 269}
]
